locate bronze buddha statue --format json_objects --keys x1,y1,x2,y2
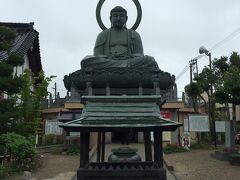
[
  {"x1": 81, "y1": 6, "x2": 159, "y2": 70},
  {"x1": 64, "y1": 6, "x2": 175, "y2": 94}
]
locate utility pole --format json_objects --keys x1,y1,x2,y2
[
  {"x1": 199, "y1": 46, "x2": 217, "y2": 148},
  {"x1": 208, "y1": 53, "x2": 217, "y2": 148},
  {"x1": 189, "y1": 59, "x2": 198, "y2": 83},
  {"x1": 195, "y1": 60, "x2": 199, "y2": 78},
  {"x1": 190, "y1": 62, "x2": 193, "y2": 83},
  {"x1": 52, "y1": 83, "x2": 57, "y2": 106}
]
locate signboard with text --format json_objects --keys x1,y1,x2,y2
[
  {"x1": 189, "y1": 115, "x2": 209, "y2": 132},
  {"x1": 45, "y1": 120, "x2": 62, "y2": 135}
]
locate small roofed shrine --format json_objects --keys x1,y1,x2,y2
[{"x1": 60, "y1": 96, "x2": 181, "y2": 180}]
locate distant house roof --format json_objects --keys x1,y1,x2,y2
[
  {"x1": 0, "y1": 22, "x2": 42, "y2": 75},
  {"x1": 58, "y1": 110, "x2": 82, "y2": 122}
]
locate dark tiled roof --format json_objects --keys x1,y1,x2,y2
[
  {"x1": 60, "y1": 96, "x2": 182, "y2": 131},
  {"x1": 0, "y1": 22, "x2": 42, "y2": 75}
]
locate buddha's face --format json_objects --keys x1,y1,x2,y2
[{"x1": 110, "y1": 11, "x2": 128, "y2": 29}]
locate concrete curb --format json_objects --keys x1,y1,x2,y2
[
  {"x1": 163, "y1": 153, "x2": 180, "y2": 180},
  {"x1": 37, "y1": 144, "x2": 64, "y2": 153},
  {"x1": 163, "y1": 153, "x2": 174, "y2": 171},
  {"x1": 211, "y1": 151, "x2": 229, "y2": 161}
]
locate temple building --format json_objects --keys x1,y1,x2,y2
[{"x1": 0, "y1": 22, "x2": 42, "y2": 100}]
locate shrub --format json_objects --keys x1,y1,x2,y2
[
  {"x1": 0, "y1": 164, "x2": 10, "y2": 179},
  {"x1": 0, "y1": 144, "x2": 5, "y2": 156},
  {"x1": 66, "y1": 145, "x2": 80, "y2": 155},
  {"x1": 0, "y1": 133, "x2": 36, "y2": 169},
  {"x1": 56, "y1": 135, "x2": 63, "y2": 144},
  {"x1": 163, "y1": 144, "x2": 188, "y2": 154},
  {"x1": 45, "y1": 134, "x2": 55, "y2": 145},
  {"x1": 190, "y1": 143, "x2": 214, "y2": 150}
]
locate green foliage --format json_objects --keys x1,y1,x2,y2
[
  {"x1": 201, "y1": 132, "x2": 211, "y2": 144},
  {"x1": 215, "y1": 110, "x2": 228, "y2": 121},
  {"x1": 212, "y1": 51, "x2": 240, "y2": 148},
  {"x1": 2, "y1": 76, "x2": 23, "y2": 95},
  {"x1": 45, "y1": 134, "x2": 55, "y2": 145},
  {"x1": 0, "y1": 26, "x2": 54, "y2": 136},
  {"x1": 190, "y1": 142, "x2": 213, "y2": 149},
  {"x1": 0, "y1": 133, "x2": 37, "y2": 177},
  {"x1": 223, "y1": 67, "x2": 240, "y2": 105},
  {"x1": 0, "y1": 164, "x2": 10, "y2": 179},
  {"x1": 185, "y1": 52, "x2": 240, "y2": 144},
  {"x1": 0, "y1": 76, "x2": 22, "y2": 95},
  {"x1": 236, "y1": 124, "x2": 240, "y2": 132},
  {"x1": 185, "y1": 82, "x2": 200, "y2": 97},
  {"x1": 0, "y1": 26, "x2": 16, "y2": 51},
  {"x1": 19, "y1": 69, "x2": 35, "y2": 135},
  {"x1": 0, "y1": 99, "x2": 20, "y2": 134},
  {"x1": 185, "y1": 82, "x2": 201, "y2": 112},
  {"x1": 163, "y1": 144, "x2": 188, "y2": 154},
  {"x1": 66, "y1": 144, "x2": 80, "y2": 155},
  {"x1": 214, "y1": 87, "x2": 229, "y2": 104},
  {"x1": 7, "y1": 54, "x2": 24, "y2": 66},
  {"x1": 31, "y1": 71, "x2": 55, "y2": 131},
  {"x1": 0, "y1": 26, "x2": 25, "y2": 135},
  {"x1": 19, "y1": 69, "x2": 55, "y2": 135},
  {"x1": 0, "y1": 133, "x2": 36, "y2": 169},
  {"x1": 0, "y1": 26, "x2": 16, "y2": 41},
  {"x1": 195, "y1": 67, "x2": 214, "y2": 93},
  {"x1": 0, "y1": 62, "x2": 13, "y2": 76},
  {"x1": 214, "y1": 52, "x2": 240, "y2": 106},
  {"x1": 229, "y1": 51, "x2": 240, "y2": 68},
  {"x1": 0, "y1": 144, "x2": 5, "y2": 155}
]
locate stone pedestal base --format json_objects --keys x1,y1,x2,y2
[{"x1": 77, "y1": 162, "x2": 166, "y2": 180}]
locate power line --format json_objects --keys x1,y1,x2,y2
[
  {"x1": 175, "y1": 63, "x2": 190, "y2": 80},
  {"x1": 175, "y1": 27, "x2": 240, "y2": 82},
  {"x1": 209, "y1": 27, "x2": 240, "y2": 51}
]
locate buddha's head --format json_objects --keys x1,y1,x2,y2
[{"x1": 110, "y1": 6, "x2": 128, "y2": 29}]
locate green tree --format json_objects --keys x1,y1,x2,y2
[
  {"x1": 185, "y1": 82, "x2": 201, "y2": 112},
  {"x1": 212, "y1": 56, "x2": 230, "y2": 120},
  {"x1": 19, "y1": 69, "x2": 55, "y2": 135},
  {"x1": 185, "y1": 56, "x2": 228, "y2": 144},
  {"x1": 0, "y1": 26, "x2": 24, "y2": 134},
  {"x1": 214, "y1": 52, "x2": 240, "y2": 148}
]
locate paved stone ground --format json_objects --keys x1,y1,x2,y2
[
  {"x1": 165, "y1": 149, "x2": 240, "y2": 180},
  {"x1": 6, "y1": 154, "x2": 79, "y2": 180},
  {"x1": 31, "y1": 154, "x2": 79, "y2": 180}
]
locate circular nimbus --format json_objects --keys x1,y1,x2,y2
[{"x1": 96, "y1": 0, "x2": 142, "y2": 31}]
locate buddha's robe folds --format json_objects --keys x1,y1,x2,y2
[{"x1": 81, "y1": 28, "x2": 159, "y2": 70}]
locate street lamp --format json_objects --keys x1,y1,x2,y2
[{"x1": 199, "y1": 46, "x2": 217, "y2": 148}]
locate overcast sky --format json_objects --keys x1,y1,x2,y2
[{"x1": 1, "y1": 0, "x2": 240, "y2": 98}]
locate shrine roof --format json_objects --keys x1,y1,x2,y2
[{"x1": 60, "y1": 96, "x2": 182, "y2": 132}]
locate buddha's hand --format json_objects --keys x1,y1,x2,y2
[{"x1": 109, "y1": 54, "x2": 133, "y2": 60}]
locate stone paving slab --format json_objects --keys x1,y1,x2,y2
[{"x1": 166, "y1": 149, "x2": 240, "y2": 180}]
